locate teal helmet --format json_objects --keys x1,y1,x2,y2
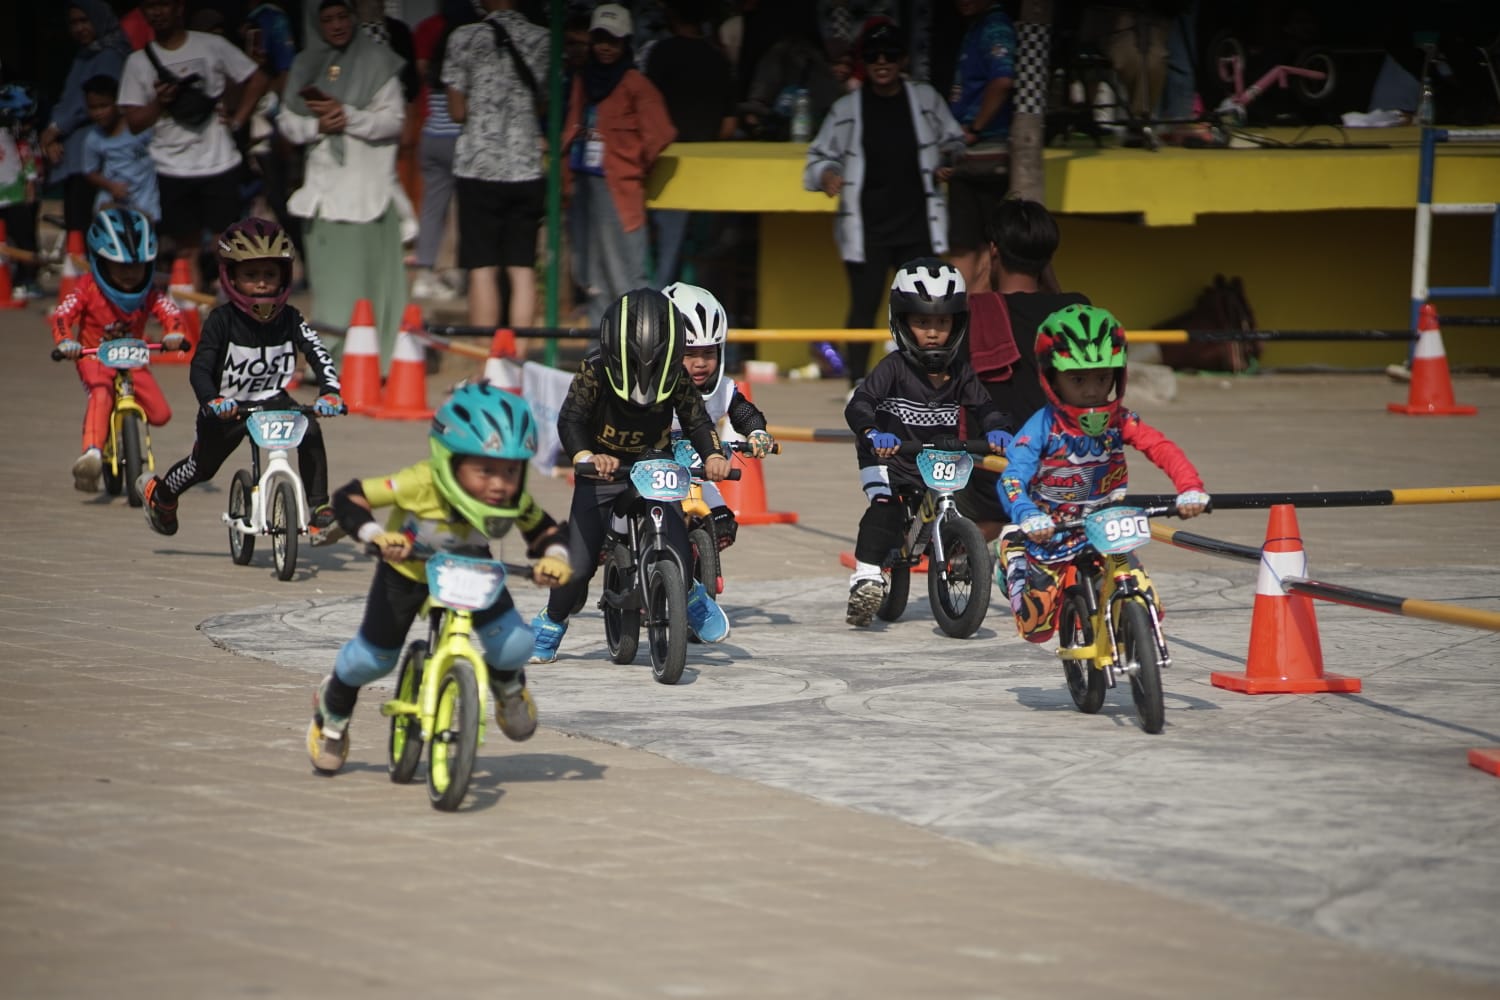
[
  {"x1": 429, "y1": 380, "x2": 538, "y2": 530},
  {"x1": 1035, "y1": 304, "x2": 1128, "y2": 436}
]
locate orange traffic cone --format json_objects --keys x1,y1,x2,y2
[
  {"x1": 372, "y1": 304, "x2": 433, "y2": 420},
  {"x1": 168, "y1": 255, "x2": 194, "y2": 303},
  {"x1": 1469, "y1": 748, "x2": 1500, "y2": 778},
  {"x1": 1388, "y1": 304, "x2": 1477, "y2": 416},
  {"x1": 1211, "y1": 504, "x2": 1361, "y2": 694},
  {"x1": 156, "y1": 303, "x2": 199, "y2": 365},
  {"x1": 715, "y1": 379, "x2": 798, "y2": 525},
  {"x1": 0, "y1": 220, "x2": 23, "y2": 310},
  {"x1": 54, "y1": 231, "x2": 85, "y2": 307},
  {"x1": 341, "y1": 298, "x2": 383, "y2": 414},
  {"x1": 483, "y1": 328, "x2": 523, "y2": 393}
]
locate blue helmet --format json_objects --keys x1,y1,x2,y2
[
  {"x1": 87, "y1": 208, "x2": 158, "y2": 314},
  {"x1": 429, "y1": 380, "x2": 538, "y2": 530}
]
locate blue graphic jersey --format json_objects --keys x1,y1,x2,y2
[{"x1": 948, "y1": 7, "x2": 1016, "y2": 142}]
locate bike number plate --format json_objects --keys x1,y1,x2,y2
[
  {"x1": 629, "y1": 459, "x2": 691, "y2": 501},
  {"x1": 916, "y1": 450, "x2": 974, "y2": 492},
  {"x1": 247, "y1": 410, "x2": 308, "y2": 448},
  {"x1": 671, "y1": 437, "x2": 704, "y2": 471},
  {"x1": 97, "y1": 337, "x2": 151, "y2": 370},
  {"x1": 1083, "y1": 506, "x2": 1152, "y2": 554},
  {"x1": 426, "y1": 553, "x2": 507, "y2": 611}
]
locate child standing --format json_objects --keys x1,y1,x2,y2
[
  {"x1": 81, "y1": 74, "x2": 160, "y2": 221},
  {"x1": 0, "y1": 82, "x2": 44, "y2": 300},
  {"x1": 663, "y1": 280, "x2": 777, "y2": 553},
  {"x1": 843, "y1": 258, "x2": 1012, "y2": 626},
  {"x1": 51, "y1": 207, "x2": 185, "y2": 492},
  {"x1": 530, "y1": 287, "x2": 732, "y2": 664},
  {"x1": 997, "y1": 304, "x2": 1210, "y2": 641},
  {"x1": 308, "y1": 381, "x2": 572, "y2": 773},
  {"x1": 140, "y1": 218, "x2": 343, "y2": 538}
]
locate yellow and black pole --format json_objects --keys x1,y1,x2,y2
[
  {"x1": 1127, "y1": 486, "x2": 1500, "y2": 509},
  {"x1": 1280, "y1": 577, "x2": 1500, "y2": 632}
]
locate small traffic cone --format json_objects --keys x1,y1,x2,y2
[
  {"x1": 483, "y1": 328, "x2": 523, "y2": 393},
  {"x1": 1212, "y1": 504, "x2": 1361, "y2": 694},
  {"x1": 1469, "y1": 748, "x2": 1500, "y2": 778},
  {"x1": 55, "y1": 231, "x2": 85, "y2": 307},
  {"x1": 372, "y1": 304, "x2": 434, "y2": 420},
  {"x1": 0, "y1": 221, "x2": 23, "y2": 310},
  {"x1": 714, "y1": 379, "x2": 798, "y2": 525},
  {"x1": 156, "y1": 304, "x2": 200, "y2": 365},
  {"x1": 1387, "y1": 304, "x2": 1477, "y2": 416},
  {"x1": 168, "y1": 255, "x2": 194, "y2": 304},
  {"x1": 341, "y1": 298, "x2": 383, "y2": 414}
]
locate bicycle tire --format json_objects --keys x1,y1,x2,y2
[
  {"x1": 271, "y1": 479, "x2": 298, "y2": 581},
  {"x1": 427, "y1": 659, "x2": 479, "y2": 811},
  {"x1": 877, "y1": 562, "x2": 910, "y2": 622},
  {"x1": 1060, "y1": 590, "x2": 1106, "y2": 714},
  {"x1": 928, "y1": 516, "x2": 991, "y2": 638},
  {"x1": 388, "y1": 640, "x2": 427, "y2": 784},
  {"x1": 102, "y1": 429, "x2": 123, "y2": 496},
  {"x1": 228, "y1": 470, "x2": 255, "y2": 565},
  {"x1": 1118, "y1": 599, "x2": 1166, "y2": 734},
  {"x1": 122, "y1": 413, "x2": 145, "y2": 508},
  {"x1": 646, "y1": 559, "x2": 688, "y2": 685},
  {"x1": 689, "y1": 526, "x2": 720, "y2": 596},
  {"x1": 603, "y1": 544, "x2": 640, "y2": 665}
]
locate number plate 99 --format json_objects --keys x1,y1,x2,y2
[
  {"x1": 98, "y1": 338, "x2": 151, "y2": 370},
  {"x1": 1082, "y1": 506, "x2": 1152, "y2": 554}
]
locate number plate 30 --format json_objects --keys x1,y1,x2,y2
[{"x1": 630, "y1": 459, "x2": 691, "y2": 501}]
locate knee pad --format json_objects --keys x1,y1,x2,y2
[
  {"x1": 476, "y1": 606, "x2": 533, "y2": 672},
  {"x1": 333, "y1": 633, "x2": 401, "y2": 687}
]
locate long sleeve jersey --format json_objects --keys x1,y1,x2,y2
[
  {"x1": 999, "y1": 405, "x2": 1205, "y2": 563},
  {"x1": 670, "y1": 375, "x2": 768, "y2": 442},
  {"x1": 51, "y1": 274, "x2": 185, "y2": 348},
  {"x1": 189, "y1": 302, "x2": 339, "y2": 404},
  {"x1": 558, "y1": 353, "x2": 721, "y2": 464},
  {"x1": 844, "y1": 351, "x2": 1008, "y2": 490}
]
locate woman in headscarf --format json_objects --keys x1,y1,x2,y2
[
  {"x1": 280, "y1": 0, "x2": 409, "y2": 369},
  {"x1": 40, "y1": 0, "x2": 132, "y2": 237}
]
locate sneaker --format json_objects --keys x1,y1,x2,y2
[
  {"x1": 307, "y1": 677, "x2": 351, "y2": 774},
  {"x1": 411, "y1": 269, "x2": 459, "y2": 301},
  {"x1": 491, "y1": 677, "x2": 537, "y2": 742},
  {"x1": 72, "y1": 448, "x2": 103, "y2": 492},
  {"x1": 845, "y1": 577, "x2": 886, "y2": 627},
  {"x1": 1385, "y1": 363, "x2": 1412, "y2": 383},
  {"x1": 308, "y1": 504, "x2": 341, "y2": 546},
  {"x1": 528, "y1": 610, "x2": 568, "y2": 664},
  {"x1": 686, "y1": 579, "x2": 730, "y2": 643},
  {"x1": 139, "y1": 474, "x2": 178, "y2": 536}
]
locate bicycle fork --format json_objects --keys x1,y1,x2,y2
[{"x1": 1058, "y1": 557, "x2": 1172, "y2": 686}]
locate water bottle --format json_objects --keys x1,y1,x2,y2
[
  {"x1": 791, "y1": 88, "x2": 812, "y2": 142},
  {"x1": 1416, "y1": 82, "x2": 1435, "y2": 127}
]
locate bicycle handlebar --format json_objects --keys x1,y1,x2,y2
[
  {"x1": 228, "y1": 400, "x2": 349, "y2": 418},
  {"x1": 50, "y1": 341, "x2": 190, "y2": 362},
  {"x1": 574, "y1": 459, "x2": 742, "y2": 482},
  {"x1": 361, "y1": 540, "x2": 531, "y2": 576},
  {"x1": 893, "y1": 438, "x2": 996, "y2": 457},
  {"x1": 725, "y1": 439, "x2": 782, "y2": 455},
  {"x1": 1053, "y1": 501, "x2": 1209, "y2": 530}
]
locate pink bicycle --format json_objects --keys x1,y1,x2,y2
[{"x1": 1213, "y1": 49, "x2": 1335, "y2": 124}]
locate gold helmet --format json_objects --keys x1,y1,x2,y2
[{"x1": 217, "y1": 218, "x2": 295, "y2": 322}]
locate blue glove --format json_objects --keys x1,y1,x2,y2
[
  {"x1": 314, "y1": 393, "x2": 344, "y2": 417},
  {"x1": 56, "y1": 339, "x2": 82, "y2": 360},
  {"x1": 986, "y1": 429, "x2": 1012, "y2": 453},
  {"x1": 866, "y1": 429, "x2": 900, "y2": 451},
  {"x1": 207, "y1": 396, "x2": 238, "y2": 418}
]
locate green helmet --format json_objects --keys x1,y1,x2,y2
[
  {"x1": 429, "y1": 380, "x2": 538, "y2": 532},
  {"x1": 1035, "y1": 304, "x2": 1127, "y2": 436}
]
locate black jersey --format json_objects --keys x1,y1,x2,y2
[
  {"x1": 190, "y1": 303, "x2": 339, "y2": 404},
  {"x1": 558, "y1": 353, "x2": 722, "y2": 463}
]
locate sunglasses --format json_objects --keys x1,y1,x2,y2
[{"x1": 865, "y1": 48, "x2": 904, "y2": 65}]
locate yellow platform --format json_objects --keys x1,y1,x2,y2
[{"x1": 648, "y1": 129, "x2": 1500, "y2": 372}]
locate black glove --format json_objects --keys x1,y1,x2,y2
[{"x1": 709, "y1": 505, "x2": 738, "y2": 550}]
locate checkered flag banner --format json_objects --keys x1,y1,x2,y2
[{"x1": 1014, "y1": 21, "x2": 1050, "y2": 115}]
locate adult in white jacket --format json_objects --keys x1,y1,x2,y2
[{"x1": 802, "y1": 23, "x2": 965, "y2": 385}]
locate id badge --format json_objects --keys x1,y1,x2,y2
[{"x1": 583, "y1": 129, "x2": 604, "y2": 171}]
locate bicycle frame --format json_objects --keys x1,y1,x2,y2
[
  {"x1": 106, "y1": 369, "x2": 152, "y2": 477},
  {"x1": 1055, "y1": 551, "x2": 1170, "y2": 687},
  {"x1": 226, "y1": 412, "x2": 311, "y2": 541},
  {"x1": 382, "y1": 601, "x2": 491, "y2": 748},
  {"x1": 1216, "y1": 55, "x2": 1327, "y2": 118}
]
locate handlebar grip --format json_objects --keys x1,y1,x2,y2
[
  {"x1": 50, "y1": 349, "x2": 64, "y2": 361},
  {"x1": 726, "y1": 468, "x2": 742, "y2": 481}
]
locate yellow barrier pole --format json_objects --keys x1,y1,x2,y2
[{"x1": 1281, "y1": 576, "x2": 1500, "y2": 632}]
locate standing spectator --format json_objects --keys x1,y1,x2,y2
[
  {"x1": 409, "y1": 0, "x2": 477, "y2": 302},
  {"x1": 803, "y1": 23, "x2": 965, "y2": 385},
  {"x1": 117, "y1": 0, "x2": 258, "y2": 291},
  {"x1": 645, "y1": 0, "x2": 736, "y2": 289},
  {"x1": 82, "y1": 74, "x2": 160, "y2": 222},
  {"x1": 39, "y1": 1, "x2": 132, "y2": 240},
  {"x1": 230, "y1": 1, "x2": 306, "y2": 261},
  {"x1": 946, "y1": 0, "x2": 1016, "y2": 293},
  {"x1": 0, "y1": 83, "x2": 44, "y2": 301},
  {"x1": 563, "y1": 4, "x2": 677, "y2": 327},
  {"x1": 443, "y1": 0, "x2": 549, "y2": 334},
  {"x1": 562, "y1": 10, "x2": 592, "y2": 313},
  {"x1": 281, "y1": 0, "x2": 409, "y2": 367}
]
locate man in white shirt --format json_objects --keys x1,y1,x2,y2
[{"x1": 119, "y1": 0, "x2": 258, "y2": 290}]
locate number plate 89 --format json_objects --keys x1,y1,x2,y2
[{"x1": 916, "y1": 450, "x2": 973, "y2": 492}]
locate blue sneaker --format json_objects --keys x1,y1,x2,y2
[
  {"x1": 528, "y1": 610, "x2": 567, "y2": 663},
  {"x1": 686, "y1": 580, "x2": 730, "y2": 643}
]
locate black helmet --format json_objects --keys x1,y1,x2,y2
[
  {"x1": 598, "y1": 288, "x2": 685, "y2": 407},
  {"x1": 888, "y1": 257, "x2": 969, "y2": 373}
]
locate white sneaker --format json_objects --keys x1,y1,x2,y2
[
  {"x1": 411, "y1": 270, "x2": 459, "y2": 301},
  {"x1": 72, "y1": 448, "x2": 103, "y2": 492}
]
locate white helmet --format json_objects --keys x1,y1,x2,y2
[
  {"x1": 663, "y1": 281, "x2": 728, "y2": 395},
  {"x1": 888, "y1": 257, "x2": 969, "y2": 374}
]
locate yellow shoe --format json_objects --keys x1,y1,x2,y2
[
  {"x1": 493, "y1": 679, "x2": 537, "y2": 742},
  {"x1": 307, "y1": 678, "x2": 351, "y2": 773}
]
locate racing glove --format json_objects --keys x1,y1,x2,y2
[
  {"x1": 709, "y1": 504, "x2": 738, "y2": 550},
  {"x1": 1175, "y1": 489, "x2": 1211, "y2": 517},
  {"x1": 866, "y1": 429, "x2": 900, "y2": 451},
  {"x1": 207, "y1": 396, "x2": 238, "y2": 419},
  {"x1": 746, "y1": 429, "x2": 776, "y2": 459},
  {"x1": 1019, "y1": 513, "x2": 1056, "y2": 541},
  {"x1": 314, "y1": 393, "x2": 345, "y2": 417},
  {"x1": 533, "y1": 554, "x2": 573, "y2": 587},
  {"x1": 160, "y1": 332, "x2": 187, "y2": 352},
  {"x1": 56, "y1": 339, "x2": 82, "y2": 360},
  {"x1": 986, "y1": 429, "x2": 1012, "y2": 453}
]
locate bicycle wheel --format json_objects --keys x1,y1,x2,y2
[
  {"x1": 427, "y1": 659, "x2": 479, "y2": 811},
  {"x1": 646, "y1": 559, "x2": 688, "y2": 685},
  {"x1": 271, "y1": 479, "x2": 298, "y2": 581},
  {"x1": 101, "y1": 430, "x2": 123, "y2": 497},
  {"x1": 877, "y1": 562, "x2": 910, "y2": 622},
  {"x1": 689, "y1": 526, "x2": 720, "y2": 596},
  {"x1": 388, "y1": 640, "x2": 427, "y2": 784},
  {"x1": 928, "y1": 517, "x2": 991, "y2": 638},
  {"x1": 1118, "y1": 599, "x2": 1165, "y2": 734},
  {"x1": 122, "y1": 413, "x2": 145, "y2": 507},
  {"x1": 603, "y1": 544, "x2": 640, "y2": 665},
  {"x1": 228, "y1": 470, "x2": 255, "y2": 565},
  {"x1": 1059, "y1": 590, "x2": 1106, "y2": 714}
]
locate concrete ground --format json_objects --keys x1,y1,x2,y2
[{"x1": 2, "y1": 300, "x2": 1498, "y2": 999}]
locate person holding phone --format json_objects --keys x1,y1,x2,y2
[{"x1": 280, "y1": 0, "x2": 409, "y2": 370}]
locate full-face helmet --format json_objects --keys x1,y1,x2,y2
[
  {"x1": 663, "y1": 281, "x2": 728, "y2": 396},
  {"x1": 888, "y1": 258, "x2": 969, "y2": 374},
  {"x1": 598, "y1": 288, "x2": 684, "y2": 407},
  {"x1": 1034, "y1": 303, "x2": 1128, "y2": 436}
]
